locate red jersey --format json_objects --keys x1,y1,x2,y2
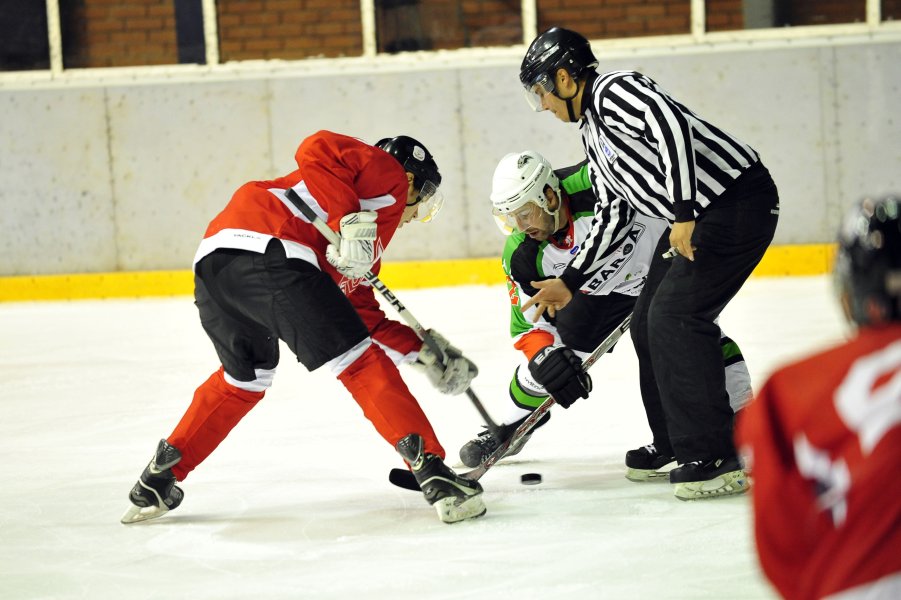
[
  {"x1": 736, "y1": 324, "x2": 901, "y2": 599},
  {"x1": 193, "y1": 130, "x2": 421, "y2": 360}
]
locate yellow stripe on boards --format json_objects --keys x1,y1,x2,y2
[
  {"x1": 751, "y1": 243, "x2": 836, "y2": 276},
  {"x1": 0, "y1": 244, "x2": 837, "y2": 302},
  {"x1": 0, "y1": 270, "x2": 194, "y2": 302}
]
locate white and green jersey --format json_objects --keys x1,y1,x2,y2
[{"x1": 503, "y1": 163, "x2": 668, "y2": 342}]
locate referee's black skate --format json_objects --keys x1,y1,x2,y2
[
  {"x1": 121, "y1": 439, "x2": 185, "y2": 524},
  {"x1": 397, "y1": 434, "x2": 486, "y2": 523},
  {"x1": 625, "y1": 443, "x2": 676, "y2": 482},
  {"x1": 458, "y1": 412, "x2": 551, "y2": 468},
  {"x1": 670, "y1": 455, "x2": 749, "y2": 500}
]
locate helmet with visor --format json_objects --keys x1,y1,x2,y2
[
  {"x1": 490, "y1": 151, "x2": 563, "y2": 236},
  {"x1": 376, "y1": 135, "x2": 444, "y2": 222},
  {"x1": 519, "y1": 27, "x2": 598, "y2": 112}
]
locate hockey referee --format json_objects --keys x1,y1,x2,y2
[{"x1": 518, "y1": 27, "x2": 780, "y2": 500}]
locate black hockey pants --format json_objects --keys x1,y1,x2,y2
[
  {"x1": 194, "y1": 239, "x2": 370, "y2": 381},
  {"x1": 630, "y1": 162, "x2": 779, "y2": 463}
]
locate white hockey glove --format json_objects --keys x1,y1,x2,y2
[
  {"x1": 325, "y1": 211, "x2": 378, "y2": 279},
  {"x1": 413, "y1": 330, "x2": 479, "y2": 395}
]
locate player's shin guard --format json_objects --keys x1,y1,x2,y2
[
  {"x1": 167, "y1": 366, "x2": 265, "y2": 481},
  {"x1": 337, "y1": 344, "x2": 444, "y2": 458}
]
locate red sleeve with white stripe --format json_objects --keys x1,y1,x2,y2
[
  {"x1": 343, "y1": 276, "x2": 422, "y2": 365},
  {"x1": 294, "y1": 131, "x2": 409, "y2": 249}
]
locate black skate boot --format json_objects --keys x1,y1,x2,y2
[
  {"x1": 625, "y1": 443, "x2": 676, "y2": 482},
  {"x1": 121, "y1": 439, "x2": 185, "y2": 524},
  {"x1": 670, "y1": 455, "x2": 749, "y2": 500},
  {"x1": 397, "y1": 434, "x2": 486, "y2": 524},
  {"x1": 458, "y1": 412, "x2": 551, "y2": 468}
]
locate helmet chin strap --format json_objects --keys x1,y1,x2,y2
[
  {"x1": 564, "y1": 98, "x2": 578, "y2": 122},
  {"x1": 554, "y1": 78, "x2": 581, "y2": 122},
  {"x1": 551, "y1": 207, "x2": 563, "y2": 233}
]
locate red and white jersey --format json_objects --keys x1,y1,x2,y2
[
  {"x1": 193, "y1": 130, "x2": 422, "y2": 361},
  {"x1": 736, "y1": 324, "x2": 901, "y2": 600}
]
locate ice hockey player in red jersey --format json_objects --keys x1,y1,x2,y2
[
  {"x1": 737, "y1": 194, "x2": 901, "y2": 599},
  {"x1": 121, "y1": 131, "x2": 485, "y2": 525}
]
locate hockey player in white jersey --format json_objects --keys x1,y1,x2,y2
[{"x1": 459, "y1": 151, "x2": 753, "y2": 483}]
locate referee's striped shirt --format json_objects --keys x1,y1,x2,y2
[{"x1": 561, "y1": 70, "x2": 760, "y2": 290}]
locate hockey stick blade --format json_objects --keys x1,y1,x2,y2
[
  {"x1": 388, "y1": 468, "x2": 421, "y2": 491},
  {"x1": 386, "y1": 396, "x2": 557, "y2": 491},
  {"x1": 387, "y1": 312, "x2": 632, "y2": 490},
  {"x1": 460, "y1": 396, "x2": 555, "y2": 481},
  {"x1": 459, "y1": 314, "x2": 631, "y2": 482}
]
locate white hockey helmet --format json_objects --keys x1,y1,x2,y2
[{"x1": 490, "y1": 150, "x2": 563, "y2": 235}]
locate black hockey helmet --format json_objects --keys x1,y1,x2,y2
[
  {"x1": 519, "y1": 27, "x2": 598, "y2": 110},
  {"x1": 834, "y1": 194, "x2": 901, "y2": 326},
  {"x1": 376, "y1": 135, "x2": 444, "y2": 222}
]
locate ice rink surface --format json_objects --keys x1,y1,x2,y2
[{"x1": 0, "y1": 275, "x2": 846, "y2": 599}]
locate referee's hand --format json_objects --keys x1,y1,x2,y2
[
  {"x1": 522, "y1": 278, "x2": 573, "y2": 322},
  {"x1": 669, "y1": 221, "x2": 696, "y2": 261}
]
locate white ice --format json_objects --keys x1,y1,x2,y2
[{"x1": 0, "y1": 276, "x2": 845, "y2": 599}]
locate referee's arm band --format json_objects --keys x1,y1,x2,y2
[{"x1": 673, "y1": 201, "x2": 696, "y2": 222}]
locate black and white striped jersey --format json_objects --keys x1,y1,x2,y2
[{"x1": 561, "y1": 69, "x2": 760, "y2": 290}]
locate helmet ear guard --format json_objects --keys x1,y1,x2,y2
[
  {"x1": 489, "y1": 151, "x2": 563, "y2": 236},
  {"x1": 376, "y1": 135, "x2": 444, "y2": 222}
]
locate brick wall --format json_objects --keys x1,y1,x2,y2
[
  {"x1": 707, "y1": 0, "x2": 745, "y2": 32},
  {"x1": 61, "y1": 0, "x2": 178, "y2": 68},
  {"x1": 49, "y1": 0, "x2": 880, "y2": 69},
  {"x1": 537, "y1": 0, "x2": 692, "y2": 39},
  {"x1": 217, "y1": 0, "x2": 362, "y2": 61}
]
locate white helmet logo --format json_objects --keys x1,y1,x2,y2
[
  {"x1": 517, "y1": 154, "x2": 532, "y2": 169},
  {"x1": 413, "y1": 146, "x2": 426, "y2": 162}
]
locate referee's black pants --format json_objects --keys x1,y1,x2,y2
[{"x1": 630, "y1": 162, "x2": 779, "y2": 463}]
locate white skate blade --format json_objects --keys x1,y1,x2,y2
[
  {"x1": 673, "y1": 469, "x2": 750, "y2": 501},
  {"x1": 120, "y1": 503, "x2": 171, "y2": 524},
  {"x1": 626, "y1": 461, "x2": 676, "y2": 482},
  {"x1": 434, "y1": 495, "x2": 487, "y2": 524}
]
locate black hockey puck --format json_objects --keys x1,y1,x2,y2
[{"x1": 520, "y1": 473, "x2": 542, "y2": 485}]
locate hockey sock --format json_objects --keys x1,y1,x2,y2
[
  {"x1": 168, "y1": 367, "x2": 265, "y2": 480},
  {"x1": 338, "y1": 344, "x2": 445, "y2": 459}
]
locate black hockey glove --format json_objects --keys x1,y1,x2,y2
[{"x1": 528, "y1": 345, "x2": 592, "y2": 408}]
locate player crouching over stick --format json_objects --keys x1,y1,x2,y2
[{"x1": 121, "y1": 131, "x2": 484, "y2": 525}]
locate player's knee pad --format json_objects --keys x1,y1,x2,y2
[
  {"x1": 510, "y1": 365, "x2": 549, "y2": 410},
  {"x1": 326, "y1": 338, "x2": 373, "y2": 377},
  {"x1": 721, "y1": 335, "x2": 753, "y2": 412},
  {"x1": 223, "y1": 367, "x2": 276, "y2": 393}
]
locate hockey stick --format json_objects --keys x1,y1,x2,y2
[
  {"x1": 388, "y1": 313, "x2": 632, "y2": 491},
  {"x1": 284, "y1": 188, "x2": 501, "y2": 435}
]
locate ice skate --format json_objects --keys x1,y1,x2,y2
[
  {"x1": 670, "y1": 456, "x2": 749, "y2": 500},
  {"x1": 397, "y1": 434, "x2": 486, "y2": 524},
  {"x1": 625, "y1": 443, "x2": 676, "y2": 482},
  {"x1": 458, "y1": 412, "x2": 550, "y2": 468},
  {"x1": 121, "y1": 439, "x2": 184, "y2": 524}
]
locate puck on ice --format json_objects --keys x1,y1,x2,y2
[{"x1": 520, "y1": 473, "x2": 542, "y2": 485}]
